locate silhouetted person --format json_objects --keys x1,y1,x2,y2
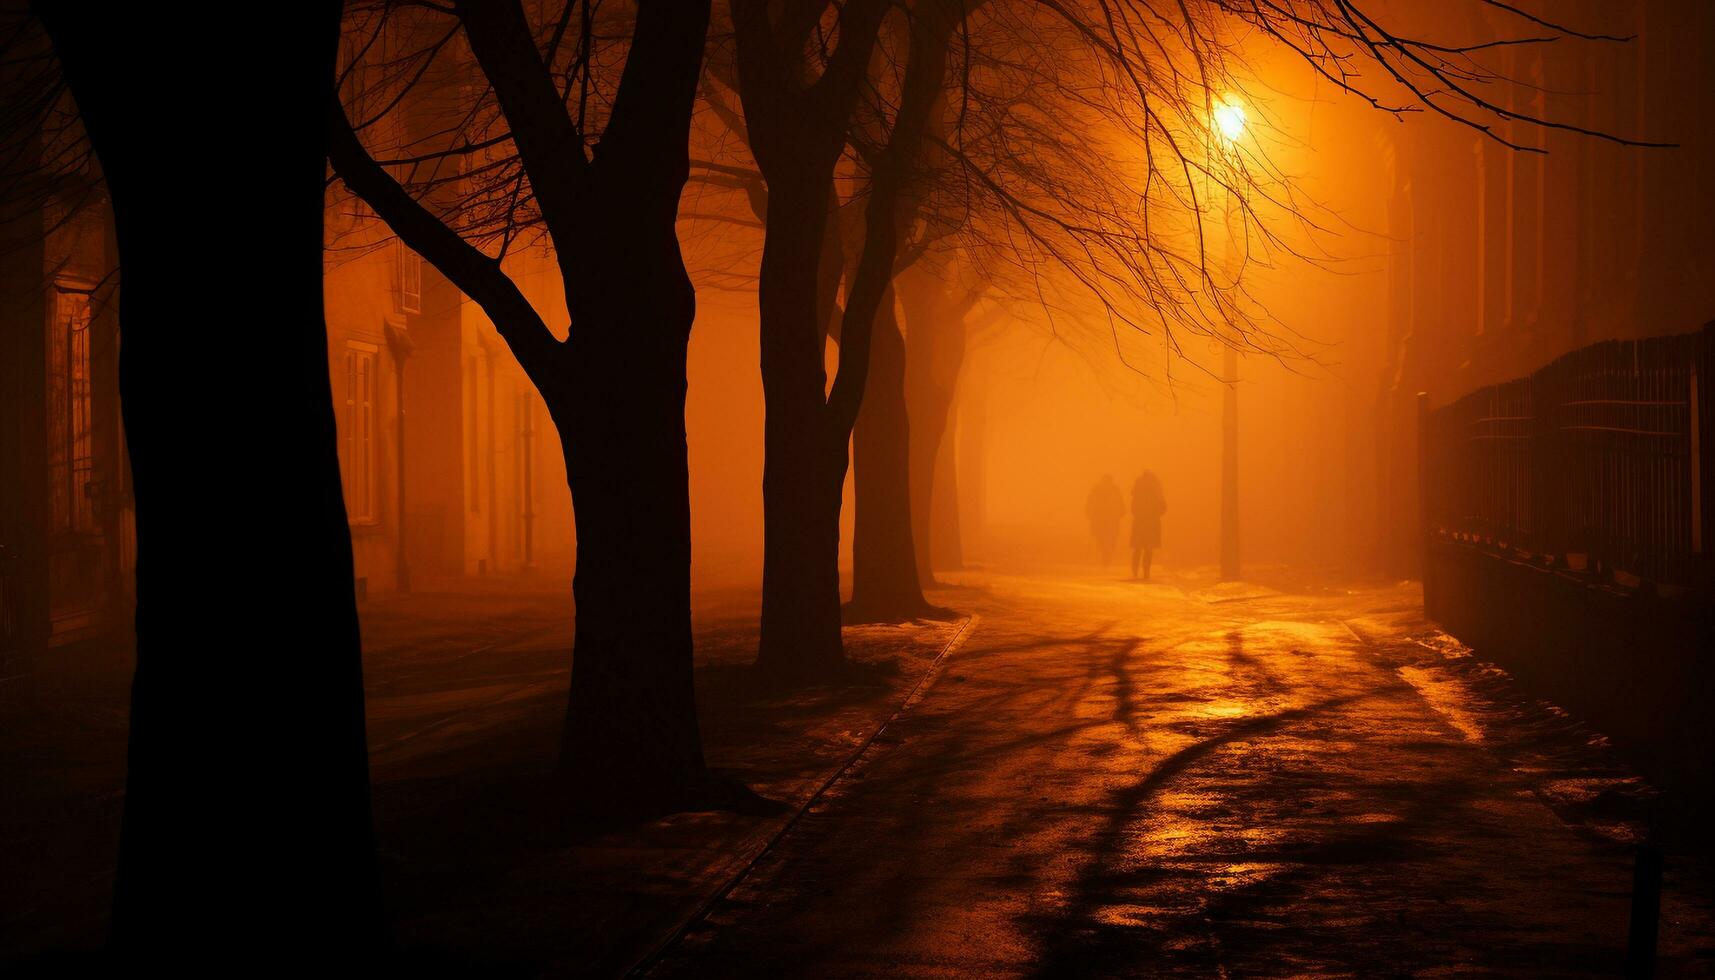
[
  {"x1": 1131, "y1": 470, "x2": 1166, "y2": 580},
  {"x1": 1086, "y1": 474, "x2": 1125, "y2": 567}
]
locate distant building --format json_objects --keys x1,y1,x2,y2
[{"x1": 0, "y1": 162, "x2": 571, "y2": 658}]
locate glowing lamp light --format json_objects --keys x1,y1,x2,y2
[{"x1": 1212, "y1": 99, "x2": 1246, "y2": 143}]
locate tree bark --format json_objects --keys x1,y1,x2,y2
[
  {"x1": 900, "y1": 269, "x2": 968, "y2": 584},
  {"x1": 848, "y1": 286, "x2": 940, "y2": 621},
  {"x1": 37, "y1": 1, "x2": 385, "y2": 965},
  {"x1": 930, "y1": 398, "x2": 965, "y2": 570},
  {"x1": 549, "y1": 0, "x2": 715, "y2": 803},
  {"x1": 756, "y1": 178, "x2": 849, "y2": 678},
  {"x1": 757, "y1": 437, "x2": 849, "y2": 678},
  {"x1": 907, "y1": 356, "x2": 959, "y2": 584},
  {"x1": 557, "y1": 323, "x2": 704, "y2": 803}
]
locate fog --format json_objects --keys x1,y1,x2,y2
[
  {"x1": 674, "y1": 52, "x2": 1405, "y2": 588},
  {"x1": 7, "y1": 0, "x2": 1714, "y2": 971}
]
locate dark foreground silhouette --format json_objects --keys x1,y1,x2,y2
[{"x1": 36, "y1": 2, "x2": 384, "y2": 968}]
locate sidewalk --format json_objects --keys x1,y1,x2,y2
[
  {"x1": 652, "y1": 568, "x2": 1715, "y2": 977},
  {"x1": 0, "y1": 579, "x2": 971, "y2": 973},
  {"x1": 10, "y1": 569, "x2": 1712, "y2": 975},
  {"x1": 364, "y1": 586, "x2": 970, "y2": 975}
]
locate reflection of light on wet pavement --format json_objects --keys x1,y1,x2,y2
[
  {"x1": 1246, "y1": 620, "x2": 1338, "y2": 644},
  {"x1": 656, "y1": 569, "x2": 1715, "y2": 978},
  {"x1": 1396, "y1": 665, "x2": 1487, "y2": 742}
]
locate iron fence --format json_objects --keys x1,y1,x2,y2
[{"x1": 1422, "y1": 324, "x2": 1711, "y2": 592}]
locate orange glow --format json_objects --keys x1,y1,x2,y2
[{"x1": 1212, "y1": 97, "x2": 1246, "y2": 143}]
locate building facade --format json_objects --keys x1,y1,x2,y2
[
  {"x1": 1370, "y1": 0, "x2": 1715, "y2": 572},
  {"x1": 322, "y1": 212, "x2": 571, "y2": 599},
  {"x1": 1, "y1": 172, "x2": 571, "y2": 658},
  {"x1": 0, "y1": 185, "x2": 128, "y2": 654}
]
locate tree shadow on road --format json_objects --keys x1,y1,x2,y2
[{"x1": 1023, "y1": 675, "x2": 1628, "y2": 978}]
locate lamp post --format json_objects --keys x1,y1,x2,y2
[{"x1": 1211, "y1": 97, "x2": 1245, "y2": 582}]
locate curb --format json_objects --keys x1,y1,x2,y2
[{"x1": 626, "y1": 614, "x2": 980, "y2": 976}]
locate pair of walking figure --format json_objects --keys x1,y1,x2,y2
[{"x1": 1087, "y1": 472, "x2": 1166, "y2": 580}]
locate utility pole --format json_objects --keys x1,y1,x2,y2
[{"x1": 1211, "y1": 96, "x2": 1245, "y2": 582}]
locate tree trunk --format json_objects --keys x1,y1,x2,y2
[
  {"x1": 551, "y1": 0, "x2": 715, "y2": 800},
  {"x1": 742, "y1": 0, "x2": 951, "y2": 678},
  {"x1": 555, "y1": 324, "x2": 706, "y2": 806},
  {"x1": 956, "y1": 349, "x2": 988, "y2": 561},
  {"x1": 38, "y1": 1, "x2": 385, "y2": 965},
  {"x1": 900, "y1": 269, "x2": 967, "y2": 584},
  {"x1": 848, "y1": 288, "x2": 939, "y2": 621},
  {"x1": 757, "y1": 178, "x2": 849, "y2": 679},
  {"x1": 930, "y1": 399, "x2": 965, "y2": 571},
  {"x1": 757, "y1": 431, "x2": 849, "y2": 679},
  {"x1": 908, "y1": 374, "x2": 957, "y2": 583}
]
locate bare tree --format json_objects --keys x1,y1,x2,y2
[
  {"x1": 845, "y1": 0, "x2": 1665, "y2": 621},
  {"x1": 327, "y1": 0, "x2": 726, "y2": 815},
  {"x1": 729, "y1": 0, "x2": 888, "y2": 678},
  {"x1": 343, "y1": 0, "x2": 1651, "y2": 700},
  {"x1": 730, "y1": 0, "x2": 969, "y2": 676},
  {"x1": 845, "y1": 62, "x2": 976, "y2": 621},
  {"x1": 900, "y1": 261, "x2": 1002, "y2": 582}
]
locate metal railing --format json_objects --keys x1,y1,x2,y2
[{"x1": 1421, "y1": 324, "x2": 1712, "y2": 592}]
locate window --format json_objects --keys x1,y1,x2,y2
[
  {"x1": 342, "y1": 343, "x2": 380, "y2": 523},
  {"x1": 46, "y1": 286, "x2": 95, "y2": 535},
  {"x1": 395, "y1": 238, "x2": 422, "y2": 314}
]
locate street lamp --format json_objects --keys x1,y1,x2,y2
[
  {"x1": 1210, "y1": 95, "x2": 1244, "y2": 582},
  {"x1": 1213, "y1": 99, "x2": 1246, "y2": 144}
]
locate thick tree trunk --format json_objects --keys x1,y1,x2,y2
[
  {"x1": 556, "y1": 326, "x2": 705, "y2": 807},
  {"x1": 848, "y1": 289, "x2": 939, "y2": 621},
  {"x1": 551, "y1": 0, "x2": 714, "y2": 800},
  {"x1": 756, "y1": 179, "x2": 848, "y2": 679},
  {"x1": 39, "y1": 2, "x2": 384, "y2": 965},
  {"x1": 758, "y1": 431, "x2": 849, "y2": 678}
]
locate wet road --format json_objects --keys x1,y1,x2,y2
[{"x1": 656, "y1": 570, "x2": 1715, "y2": 977}]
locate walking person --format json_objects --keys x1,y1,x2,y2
[
  {"x1": 1085, "y1": 474, "x2": 1125, "y2": 567},
  {"x1": 1130, "y1": 470, "x2": 1166, "y2": 580}
]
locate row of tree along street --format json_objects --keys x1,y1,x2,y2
[{"x1": 11, "y1": 0, "x2": 1653, "y2": 967}]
